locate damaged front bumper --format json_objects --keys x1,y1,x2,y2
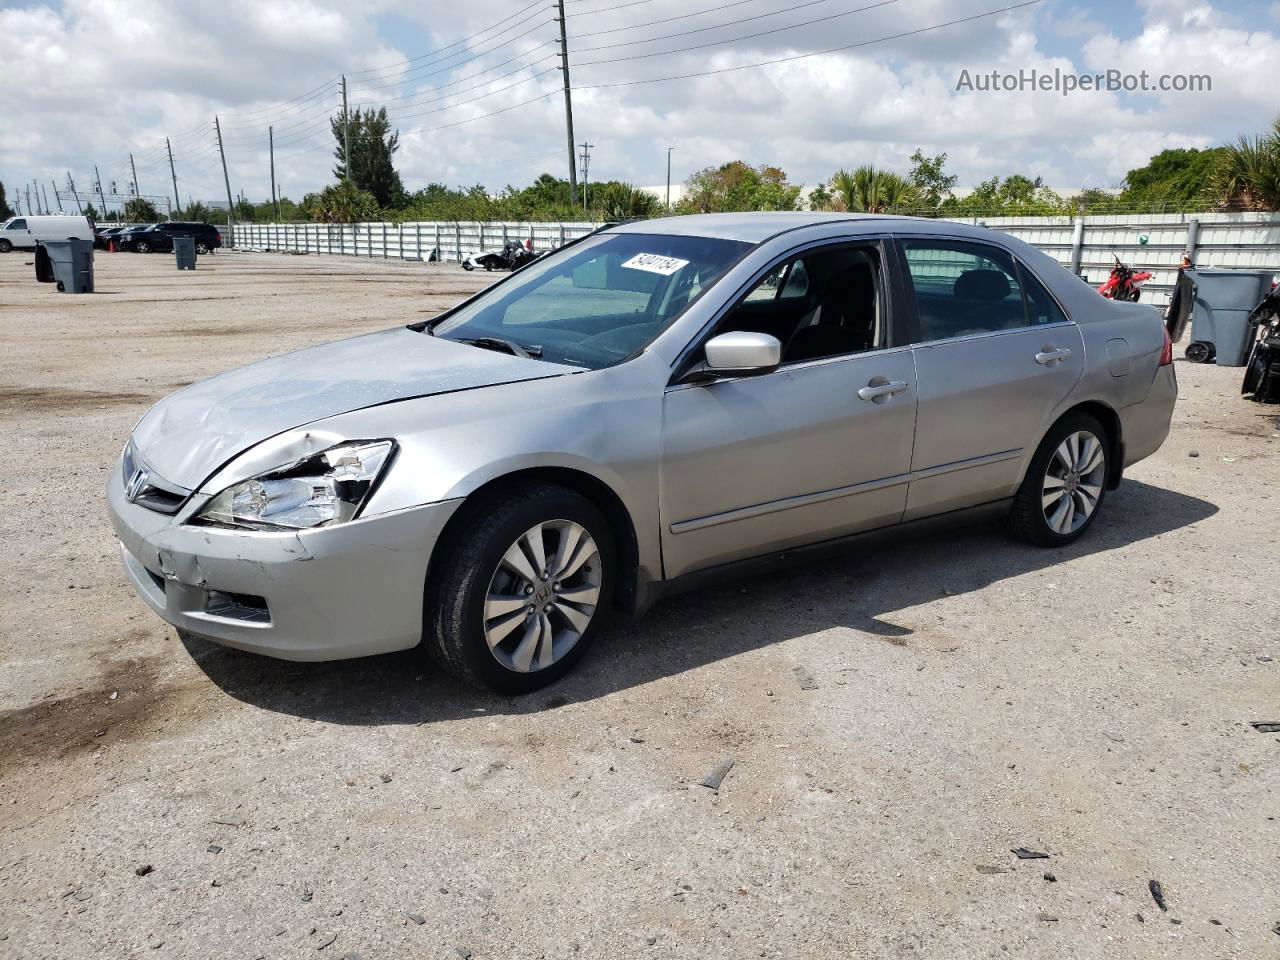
[{"x1": 106, "y1": 465, "x2": 462, "y2": 661}]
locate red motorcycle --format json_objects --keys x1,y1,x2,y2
[{"x1": 1098, "y1": 256, "x2": 1153, "y2": 302}]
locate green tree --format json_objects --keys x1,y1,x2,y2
[
  {"x1": 1067, "y1": 187, "x2": 1124, "y2": 215},
  {"x1": 331, "y1": 106, "x2": 407, "y2": 208},
  {"x1": 1121, "y1": 147, "x2": 1226, "y2": 210},
  {"x1": 0, "y1": 182, "x2": 12, "y2": 220},
  {"x1": 829, "y1": 166, "x2": 920, "y2": 214},
  {"x1": 124, "y1": 197, "x2": 160, "y2": 222},
  {"x1": 593, "y1": 182, "x2": 662, "y2": 220},
  {"x1": 1210, "y1": 119, "x2": 1280, "y2": 211},
  {"x1": 676, "y1": 161, "x2": 801, "y2": 213},
  {"x1": 807, "y1": 182, "x2": 833, "y2": 211},
  {"x1": 179, "y1": 200, "x2": 212, "y2": 222},
  {"x1": 309, "y1": 180, "x2": 380, "y2": 223},
  {"x1": 907, "y1": 149, "x2": 957, "y2": 211},
  {"x1": 82, "y1": 202, "x2": 99, "y2": 222}
]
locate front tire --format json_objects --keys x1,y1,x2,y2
[
  {"x1": 0, "y1": 239, "x2": 11, "y2": 253},
  {"x1": 1008, "y1": 413, "x2": 1109, "y2": 546},
  {"x1": 136, "y1": 241, "x2": 151, "y2": 254},
  {"x1": 425, "y1": 484, "x2": 615, "y2": 693}
]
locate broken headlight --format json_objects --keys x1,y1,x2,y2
[{"x1": 193, "y1": 440, "x2": 395, "y2": 531}]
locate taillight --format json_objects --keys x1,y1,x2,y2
[{"x1": 1159, "y1": 324, "x2": 1173, "y2": 366}]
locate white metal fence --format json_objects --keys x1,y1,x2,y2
[
  {"x1": 225, "y1": 212, "x2": 1280, "y2": 307},
  {"x1": 228, "y1": 221, "x2": 603, "y2": 264},
  {"x1": 949, "y1": 212, "x2": 1280, "y2": 305}
]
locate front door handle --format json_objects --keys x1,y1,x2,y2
[
  {"x1": 858, "y1": 379, "x2": 909, "y2": 402},
  {"x1": 1035, "y1": 347, "x2": 1073, "y2": 366}
]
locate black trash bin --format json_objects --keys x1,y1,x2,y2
[
  {"x1": 33, "y1": 244, "x2": 55, "y2": 283},
  {"x1": 35, "y1": 239, "x2": 94, "y2": 293},
  {"x1": 174, "y1": 235, "x2": 197, "y2": 270}
]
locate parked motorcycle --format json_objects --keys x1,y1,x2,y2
[
  {"x1": 1097, "y1": 256, "x2": 1153, "y2": 302},
  {"x1": 1241, "y1": 282, "x2": 1280, "y2": 403},
  {"x1": 461, "y1": 240, "x2": 541, "y2": 272}
]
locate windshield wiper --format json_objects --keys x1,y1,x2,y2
[{"x1": 457, "y1": 336, "x2": 542, "y2": 359}]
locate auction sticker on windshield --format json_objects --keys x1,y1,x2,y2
[{"x1": 621, "y1": 253, "x2": 690, "y2": 276}]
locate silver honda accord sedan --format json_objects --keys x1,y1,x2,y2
[{"x1": 107, "y1": 213, "x2": 1176, "y2": 692}]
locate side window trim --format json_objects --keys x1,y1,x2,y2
[
  {"x1": 896, "y1": 235, "x2": 1075, "y2": 343},
  {"x1": 892, "y1": 234, "x2": 1075, "y2": 345},
  {"x1": 668, "y1": 237, "x2": 896, "y2": 384}
]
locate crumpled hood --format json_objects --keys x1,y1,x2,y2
[{"x1": 130, "y1": 327, "x2": 568, "y2": 490}]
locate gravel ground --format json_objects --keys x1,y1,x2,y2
[{"x1": 1, "y1": 249, "x2": 1277, "y2": 960}]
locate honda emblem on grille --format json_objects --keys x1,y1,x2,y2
[{"x1": 126, "y1": 467, "x2": 150, "y2": 502}]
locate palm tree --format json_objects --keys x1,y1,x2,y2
[
  {"x1": 829, "y1": 166, "x2": 920, "y2": 214},
  {"x1": 1211, "y1": 118, "x2": 1280, "y2": 210},
  {"x1": 595, "y1": 182, "x2": 662, "y2": 220}
]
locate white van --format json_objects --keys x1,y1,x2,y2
[{"x1": 0, "y1": 215, "x2": 95, "y2": 252}]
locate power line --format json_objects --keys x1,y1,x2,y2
[
  {"x1": 353, "y1": 20, "x2": 556, "y2": 94},
  {"x1": 570, "y1": 0, "x2": 760, "y2": 39},
  {"x1": 345, "y1": 0, "x2": 550, "y2": 79},
  {"x1": 275, "y1": 88, "x2": 560, "y2": 162},
  {"x1": 575, "y1": 0, "x2": 899, "y2": 64},
  {"x1": 574, "y1": 0, "x2": 1046, "y2": 81}
]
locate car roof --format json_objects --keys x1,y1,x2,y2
[{"x1": 605, "y1": 212, "x2": 1007, "y2": 245}]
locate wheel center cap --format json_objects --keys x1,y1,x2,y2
[{"x1": 534, "y1": 584, "x2": 552, "y2": 604}]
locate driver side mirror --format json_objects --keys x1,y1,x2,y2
[{"x1": 680, "y1": 331, "x2": 781, "y2": 384}]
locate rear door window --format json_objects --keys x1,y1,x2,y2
[{"x1": 901, "y1": 239, "x2": 1065, "y2": 342}]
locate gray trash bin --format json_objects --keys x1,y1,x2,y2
[
  {"x1": 1184, "y1": 268, "x2": 1276, "y2": 366},
  {"x1": 174, "y1": 235, "x2": 196, "y2": 270},
  {"x1": 36, "y1": 239, "x2": 94, "y2": 293}
]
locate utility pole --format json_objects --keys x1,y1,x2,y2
[
  {"x1": 340, "y1": 75, "x2": 351, "y2": 180},
  {"x1": 214, "y1": 116, "x2": 236, "y2": 247},
  {"x1": 40, "y1": 182, "x2": 51, "y2": 215},
  {"x1": 66, "y1": 172, "x2": 83, "y2": 214},
  {"x1": 555, "y1": 0, "x2": 579, "y2": 206},
  {"x1": 51, "y1": 180, "x2": 64, "y2": 212},
  {"x1": 666, "y1": 146, "x2": 674, "y2": 211},
  {"x1": 166, "y1": 138, "x2": 180, "y2": 215},
  {"x1": 128, "y1": 152, "x2": 140, "y2": 204},
  {"x1": 269, "y1": 125, "x2": 279, "y2": 220},
  {"x1": 32, "y1": 180, "x2": 42, "y2": 215},
  {"x1": 25, "y1": 186, "x2": 32, "y2": 215},
  {"x1": 93, "y1": 165, "x2": 108, "y2": 220},
  {"x1": 578, "y1": 142, "x2": 593, "y2": 211}
]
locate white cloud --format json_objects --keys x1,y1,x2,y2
[{"x1": 0, "y1": 0, "x2": 1270, "y2": 212}]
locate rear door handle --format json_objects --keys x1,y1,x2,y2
[
  {"x1": 1035, "y1": 347, "x2": 1072, "y2": 365},
  {"x1": 858, "y1": 379, "x2": 909, "y2": 402}
]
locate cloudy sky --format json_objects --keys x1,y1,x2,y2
[{"x1": 1, "y1": 0, "x2": 1278, "y2": 213}]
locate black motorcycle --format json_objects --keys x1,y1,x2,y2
[
  {"x1": 461, "y1": 240, "x2": 541, "y2": 272},
  {"x1": 1241, "y1": 283, "x2": 1280, "y2": 403}
]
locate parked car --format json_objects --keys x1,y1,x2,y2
[
  {"x1": 108, "y1": 213, "x2": 1177, "y2": 693},
  {"x1": 95, "y1": 225, "x2": 130, "y2": 250},
  {"x1": 0, "y1": 214, "x2": 94, "y2": 252},
  {"x1": 116, "y1": 221, "x2": 221, "y2": 254},
  {"x1": 112, "y1": 224, "x2": 155, "y2": 251}
]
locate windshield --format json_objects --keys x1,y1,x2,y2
[{"x1": 429, "y1": 232, "x2": 752, "y2": 369}]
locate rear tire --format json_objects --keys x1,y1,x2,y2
[
  {"x1": 424, "y1": 484, "x2": 615, "y2": 694},
  {"x1": 1008, "y1": 413, "x2": 1109, "y2": 547},
  {"x1": 195, "y1": 242, "x2": 210, "y2": 255}
]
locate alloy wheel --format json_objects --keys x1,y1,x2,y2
[
  {"x1": 482, "y1": 520, "x2": 601, "y2": 673},
  {"x1": 1041, "y1": 430, "x2": 1105, "y2": 535}
]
